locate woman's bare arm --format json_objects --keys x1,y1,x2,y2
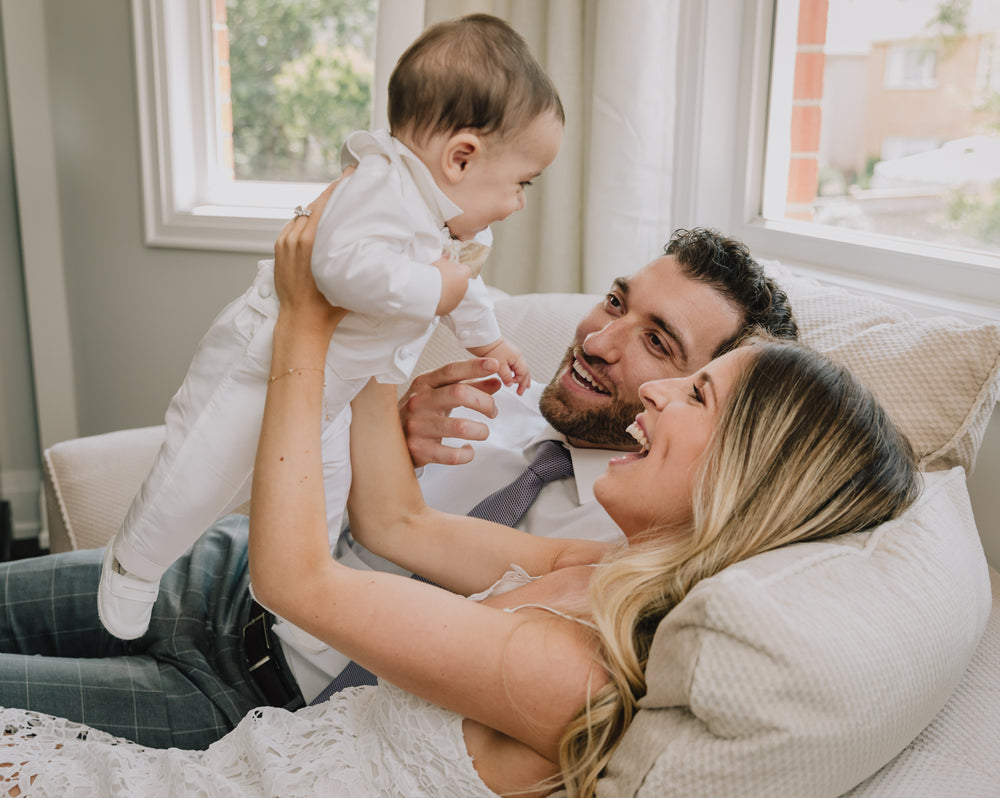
[
  {"x1": 247, "y1": 183, "x2": 603, "y2": 761},
  {"x1": 346, "y1": 377, "x2": 611, "y2": 594}
]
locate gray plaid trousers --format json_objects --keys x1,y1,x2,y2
[{"x1": 0, "y1": 514, "x2": 302, "y2": 749}]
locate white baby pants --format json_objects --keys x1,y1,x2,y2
[{"x1": 113, "y1": 262, "x2": 354, "y2": 581}]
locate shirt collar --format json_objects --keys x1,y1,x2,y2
[
  {"x1": 525, "y1": 427, "x2": 619, "y2": 506},
  {"x1": 391, "y1": 135, "x2": 464, "y2": 226}
]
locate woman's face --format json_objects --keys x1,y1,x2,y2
[{"x1": 594, "y1": 346, "x2": 757, "y2": 540}]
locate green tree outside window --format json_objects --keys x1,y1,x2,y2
[{"x1": 226, "y1": 0, "x2": 377, "y2": 183}]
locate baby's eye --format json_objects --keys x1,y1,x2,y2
[{"x1": 519, "y1": 181, "x2": 533, "y2": 189}]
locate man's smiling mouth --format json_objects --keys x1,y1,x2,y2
[{"x1": 571, "y1": 358, "x2": 611, "y2": 395}]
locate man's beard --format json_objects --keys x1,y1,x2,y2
[{"x1": 538, "y1": 353, "x2": 643, "y2": 449}]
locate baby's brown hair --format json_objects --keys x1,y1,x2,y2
[{"x1": 388, "y1": 14, "x2": 564, "y2": 144}]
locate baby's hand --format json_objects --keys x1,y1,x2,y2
[
  {"x1": 432, "y1": 254, "x2": 472, "y2": 316},
  {"x1": 467, "y1": 339, "x2": 531, "y2": 395}
]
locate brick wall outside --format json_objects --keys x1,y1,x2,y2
[{"x1": 786, "y1": 0, "x2": 829, "y2": 220}]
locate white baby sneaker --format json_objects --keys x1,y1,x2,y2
[{"x1": 97, "y1": 543, "x2": 160, "y2": 640}]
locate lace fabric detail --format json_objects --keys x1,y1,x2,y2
[
  {"x1": 0, "y1": 683, "x2": 498, "y2": 797},
  {"x1": 470, "y1": 564, "x2": 599, "y2": 630},
  {"x1": 0, "y1": 567, "x2": 559, "y2": 795},
  {"x1": 466, "y1": 563, "x2": 535, "y2": 601}
]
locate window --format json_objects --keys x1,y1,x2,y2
[
  {"x1": 977, "y1": 34, "x2": 1000, "y2": 94},
  {"x1": 217, "y1": 0, "x2": 377, "y2": 185},
  {"x1": 713, "y1": 0, "x2": 1000, "y2": 314},
  {"x1": 132, "y1": 0, "x2": 418, "y2": 253},
  {"x1": 884, "y1": 44, "x2": 938, "y2": 89}
]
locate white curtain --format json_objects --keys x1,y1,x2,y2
[{"x1": 422, "y1": 0, "x2": 681, "y2": 295}]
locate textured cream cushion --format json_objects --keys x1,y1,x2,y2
[
  {"x1": 598, "y1": 468, "x2": 992, "y2": 797},
  {"x1": 844, "y1": 567, "x2": 1000, "y2": 797},
  {"x1": 765, "y1": 262, "x2": 1000, "y2": 473},
  {"x1": 43, "y1": 425, "x2": 165, "y2": 552}
]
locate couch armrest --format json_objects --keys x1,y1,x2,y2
[{"x1": 43, "y1": 425, "x2": 165, "y2": 552}]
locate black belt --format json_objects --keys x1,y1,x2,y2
[{"x1": 242, "y1": 600, "x2": 297, "y2": 706}]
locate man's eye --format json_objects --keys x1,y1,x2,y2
[
  {"x1": 647, "y1": 334, "x2": 667, "y2": 354},
  {"x1": 604, "y1": 294, "x2": 623, "y2": 312}
]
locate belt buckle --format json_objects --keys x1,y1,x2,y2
[{"x1": 243, "y1": 607, "x2": 272, "y2": 673}]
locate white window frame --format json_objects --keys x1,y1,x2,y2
[
  {"x1": 672, "y1": 0, "x2": 1000, "y2": 321},
  {"x1": 131, "y1": 0, "x2": 422, "y2": 254}
]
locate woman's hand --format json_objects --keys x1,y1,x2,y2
[
  {"x1": 251, "y1": 174, "x2": 353, "y2": 609},
  {"x1": 272, "y1": 171, "x2": 354, "y2": 338}
]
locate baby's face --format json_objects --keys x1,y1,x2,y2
[{"x1": 444, "y1": 111, "x2": 563, "y2": 241}]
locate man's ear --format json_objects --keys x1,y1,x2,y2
[{"x1": 441, "y1": 132, "x2": 482, "y2": 184}]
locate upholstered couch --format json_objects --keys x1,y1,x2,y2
[{"x1": 43, "y1": 263, "x2": 1000, "y2": 796}]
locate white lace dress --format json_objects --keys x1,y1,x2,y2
[{"x1": 0, "y1": 568, "x2": 547, "y2": 798}]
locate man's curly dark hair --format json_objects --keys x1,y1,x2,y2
[{"x1": 665, "y1": 228, "x2": 798, "y2": 355}]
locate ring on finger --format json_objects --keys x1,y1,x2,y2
[{"x1": 293, "y1": 205, "x2": 312, "y2": 219}]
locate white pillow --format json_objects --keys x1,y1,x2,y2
[
  {"x1": 599, "y1": 468, "x2": 992, "y2": 797},
  {"x1": 844, "y1": 567, "x2": 1000, "y2": 796},
  {"x1": 765, "y1": 262, "x2": 1000, "y2": 473}
]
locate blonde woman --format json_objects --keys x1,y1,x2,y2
[{"x1": 0, "y1": 186, "x2": 918, "y2": 797}]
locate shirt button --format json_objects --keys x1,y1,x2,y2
[{"x1": 258, "y1": 284, "x2": 272, "y2": 299}]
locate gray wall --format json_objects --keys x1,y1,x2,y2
[
  {"x1": 43, "y1": 1, "x2": 264, "y2": 435},
  {"x1": 0, "y1": 13, "x2": 40, "y2": 534},
  {"x1": 1, "y1": 1, "x2": 272, "y2": 539}
]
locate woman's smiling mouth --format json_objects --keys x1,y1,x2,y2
[{"x1": 626, "y1": 420, "x2": 650, "y2": 453}]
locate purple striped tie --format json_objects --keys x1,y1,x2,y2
[{"x1": 466, "y1": 440, "x2": 574, "y2": 527}]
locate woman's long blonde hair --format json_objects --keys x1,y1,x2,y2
[{"x1": 557, "y1": 338, "x2": 921, "y2": 797}]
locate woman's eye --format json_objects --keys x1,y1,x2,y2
[{"x1": 691, "y1": 384, "x2": 704, "y2": 404}]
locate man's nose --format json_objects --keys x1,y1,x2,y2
[{"x1": 582, "y1": 319, "x2": 624, "y2": 361}]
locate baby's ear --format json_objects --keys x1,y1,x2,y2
[{"x1": 441, "y1": 133, "x2": 482, "y2": 183}]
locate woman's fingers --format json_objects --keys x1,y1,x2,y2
[{"x1": 275, "y1": 166, "x2": 356, "y2": 259}]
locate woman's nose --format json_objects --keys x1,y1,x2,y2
[{"x1": 638, "y1": 378, "x2": 676, "y2": 409}]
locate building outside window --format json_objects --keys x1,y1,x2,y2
[
  {"x1": 132, "y1": 0, "x2": 390, "y2": 252},
  {"x1": 763, "y1": 0, "x2": 1000, "y2": 258},
  {"x1": 884, "y1": 44, "x2": 938, "y2": 89}
]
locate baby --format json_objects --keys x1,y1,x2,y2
[{"x1": 98, "y1": 14, "x2": 565, "y2": 640}]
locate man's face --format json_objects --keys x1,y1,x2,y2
[{"x1": 538, "y1": 255, "x2": 744, "y2": 449}]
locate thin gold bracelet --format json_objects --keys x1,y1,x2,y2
[{"x1": 267, "y1": 367, "x2": 325, "y2": 384}]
